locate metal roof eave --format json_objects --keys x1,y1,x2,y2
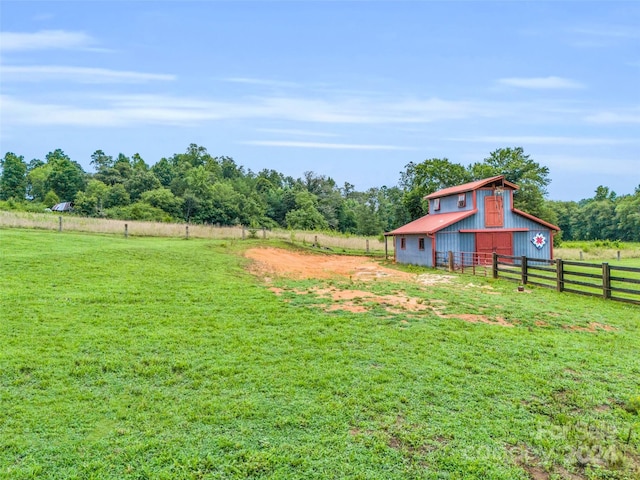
[
  {"x1": 425, "y1": 175, "x2": 519, "y2": 200},
  {"x1": 385, "y1": 209, "x2": 477, "y2": 236}
]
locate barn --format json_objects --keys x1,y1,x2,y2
[{"x1": 386, "y1": 175, "x2": 560, "y2": 267}]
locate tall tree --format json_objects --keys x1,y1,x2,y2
[
  {"x1": 615, "y1": 187, "x2": 640, "y2": 241},
  {"x1": 399, "y1": 158, "x2": 470, "y2": 219},
  {"x1": 90, "y1": 149, "x2": 114, "y2": 171},
  {"x1": 285, "y1": 190, "x2": 329, "y2": 230},
  {"x1": 44, "y1": 149, "x2": 86, "y2": 201},
  {"x1": 0, "y1": 152, "x2": 28, "y2": 201},
  {"x1": 470, "y1": 147, "x2": 551, "y2": 219}
]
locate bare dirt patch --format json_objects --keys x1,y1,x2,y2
[
  {"x1": 245, "y1": 247, "x2": 416, "y2": 281},
  {"x1": 247, "y1": 247, "x2": 513, "y2": 325},
  {"x1": 509, "y1": 445, "x2": 585, "y2": 480},
  {"x1": 562, "y1": 322, "x2": 617, "y2": 333}
]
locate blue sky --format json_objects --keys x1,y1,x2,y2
[{"x1": 1, "y1": 1, "x2": 638, "y2": 201}]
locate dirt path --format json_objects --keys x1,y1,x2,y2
[
  {"x1": 243, "y1": 247, "x2": 500, "y2": 320},
  {"x1": 243, "y1": 247, "x2": 615, "y2": 331},
  {"x1": 245, "y1": 247, "x2": 416, "y2": 281}
]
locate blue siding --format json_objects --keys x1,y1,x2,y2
[
  {"x1": 434, "y1": 231, "x2": 460, "y2": 253},
  {"x1": 395, "y1": 235, "x2": 433, "y2": 267},
  {"x1": 513, "y1": 230, "x2": 553, "y2": 259},
  {"x1": 431, "y1": 192, "x2": 473, "y2": 214},
  {"x1": 459, "y1": 233, "x2": 475, "y2": 252}
]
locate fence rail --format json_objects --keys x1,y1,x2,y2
[
  {"x1": 0, "y1": 211, "x2": 389, "y2": 255},
  {"x1": 436, "y1": 250, "x2": 640, "y2": 305},
  {"x1": 434, "y1": 251, "x2": 493, "y2": 276}
]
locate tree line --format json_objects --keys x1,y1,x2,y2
[{"x1": 1, "y1": 145, "x2": 638, "y2": 242}]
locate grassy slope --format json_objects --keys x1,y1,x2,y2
[{"x1": 1, "y1": 229, "x2": 639, "y2": 479}]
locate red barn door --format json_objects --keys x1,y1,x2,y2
[{"x1": 476, "y1": 232, "x2": 513, "y2": 262}]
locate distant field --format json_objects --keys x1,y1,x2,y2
[
  {"x1": 1, "y1": 228, "x2": 639, "y2": 479},
  {"x1": 556, "y1": 241, "x2": 640, "y2": 261},
  {"x1": 0, "y1": 210, "x2": 389, "y2": 255}
]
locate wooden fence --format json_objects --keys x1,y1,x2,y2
[
  {"x1": 492, "y1": 253, "x2": 640, "y2": 305},
  {"x1": 0, "y1": 211, "x2": 388, "y2": 255},
  {"x1": 436, "y1": 251, "x2": 640, "y2": 305},
  {"x1": 434, "y1": 251, "x2": 493, "y2": 276}
]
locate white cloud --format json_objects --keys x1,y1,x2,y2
[
  {"x1": 223, "y1": 77, "x2": 301, "y2": 88},
  {"x1": 539, "y1": 154, "x2": 640, "y2": 176},
  {"x1": 0, "y1": 91, "x2": 582, "y2": 130},
  {"x1": 1, "y1": 65, "x2": 175, "y2": 83},
  {"x1": 498, "y1": 76, "x2": 584, "y2": 89},
  {"x1": 585, "y1": 109, "x2": 640, "y2": 124},
  {"x1": 447, "y1": 135, "x2": 634, "y2": 146},
  {"x1": 571, "y1": 26, "x2": 640, "y2": 40},
  {"x1": 243, "y1": 140, "x2": 414, "y2": 151},
  {"x1": 0, "y1": 30, "x2": 94, "y2": 51},
  {"x1": 256, "y1": 128, "x2": 340, "y2": 137}
]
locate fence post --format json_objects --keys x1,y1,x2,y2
[
  {"x1": 492, "y1": 253, "x2": 498, "y2": 279},
  {"x1": 385, "y1": 236, "x2": 388, "y2": 260},
  {"x1": 185, "y1": 225, "x2": 189, "y2": 240},
  {"x1": 262, "y1": 227, "x2": 266, "y2": 239},
  {"x1": 448, "y1": 251, "x2": 454, "y2": 272},
  {"x1": 314, "y1": 235, "x2": 318, "y2": 246},
  {"x1": 602, "y1": 263, "x2": 611, "y2": 299},
  {"x1": 124, "y1": 223, "x2": 128, "y2": 238},
  {"x1": 461, "y1": 252, "x2": 465, "y2": 274},
  {"x1": 242, "y1": 225, "x2": 246, "y2": 240},
  {"x1": 617, "y1": 250, "x2": 621, "y2": 261},
  {"x1": 556, "y1": 259, "x2": 564, "y2": 292},
  {"x1": 366, "y1": 239, "x2": 370, "y2": 254},
  {"x1": 58, "y1": 216, "x2": 62, "y2": 232},
  {"x1": 521, "y1": 256, "x2": 528, "y2": 285}
]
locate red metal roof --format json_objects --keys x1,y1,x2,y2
[
  {"x1": 425, "y1": 175, "x2": 518, "y2": 199},
  {"x1": 513, "y1": 208, "x2": 560, "y2": 231},
  {"x1": 386, "y1": 210, "x2": 477, "y2": 236}
]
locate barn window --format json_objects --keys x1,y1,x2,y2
[
  {"x1": 418, "y1": 238, "x2": 425, "y2": 250},
  {"x1": 400, "y1": 238, "x2": 406, "y2": 249},
  {"x1": 458, "y1": 194, "x2": 466, "y2": 208},
  {"x1": 433, "y1": 198, "x2": 440, "y2": 211}
]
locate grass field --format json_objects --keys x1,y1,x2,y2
[
  {"x1": 0, "y1": 210, "x2": 389, "y2": 255},
  {"x1": 1, "y1": 229, "x2": 639, "y2": 479}
]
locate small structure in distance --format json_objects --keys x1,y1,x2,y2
[{"x1": 51, "y1": 202, "x2": 74, "y2": 212}]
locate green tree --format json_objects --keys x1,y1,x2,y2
[
  {"x1": 125, "y1": 170, "x2": 161, "y2": 202},
  {"x1": 303, "y1": 172, "x2": 343, "y2": 229},
  {"x1": 546, "y1": 200, "x2": 579, "y2": 241},
  {"x1": 615, "y1": 187, "x2": 640, "y2": 241},
  {"x1": 131, "y1": 153, "x2": 149, "y2": 172},
  {"x1": 151, "y1": 157, "x2": 175, "y2": 188},
  {"x1": 104, "y1": 184, "x2": 131, "y2": 208},
  {"x1": 0, "y1": 152, "x2": 28, "y2": 200},
  {"x1": 285, "y1": 190, "x2": 329, "y2": 230},
  {"x1": 91, "y1": 150, "x2": 125, "y2": 186},
  {"x1": 573, "y1": 196, "x2": 617, "y2": 241},
  {"x1": 44, "y1": 149, "x2": 86, "y2": 201},
  {"x1": 27, "y1": 164, "x2": 52, "y2": 202},
  {"x1": 90, "y1": 149, "x2": 114, "y2": 171},
  {"x1": 141, "y1": 188, "x2": 182, "y2": 218},
  {"x1": 207, "y1": 182, "x2": 242, "y2": 225},
  {"x1": 470, "y1": 147, "x2": 551, "y2": 220},
  {"x1": 74, "y1": 180, "x2": 109, "y2": 216},
  {"x1": 399, "y1": 158, "x2": 470, "y2": 219},
  {"x1": 43, "y1": 190, "x2": 60, "y2": 208}
]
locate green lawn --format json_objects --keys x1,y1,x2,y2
[{"x1": 1, "y1": 229, "x2": 639, "y2": 479}]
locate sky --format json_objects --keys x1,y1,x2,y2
[{"x1": 1, "y1": 1, "x2": 638, "y2": 201}]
